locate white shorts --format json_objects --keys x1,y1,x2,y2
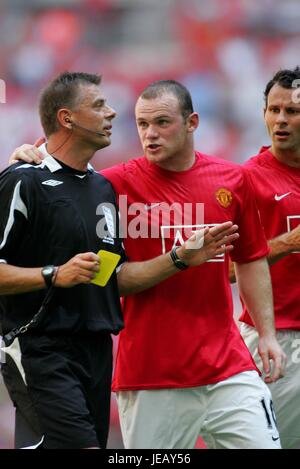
[
  {"x1": 116, "y1": 370, "x2": 281, "y2": 449},
  {"x1": 240, "y1": 323, "x2": 300, "y2": 449}
]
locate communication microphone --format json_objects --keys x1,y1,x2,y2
[{"x1": 68, "y1": 120, "x2": 107, "y2": 137}]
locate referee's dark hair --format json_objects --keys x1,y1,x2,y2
[
  {"x1": 39, "y1": 72, "x2": 102, "y2": 137},
  {"x1": 139, "y1": 80, "x2": 194, "y2": 121},
  {"x1": 264, "y1": 66, "x2": 300, "y2": 106}
]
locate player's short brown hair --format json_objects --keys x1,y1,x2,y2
[
  {"x1": 139, "y1": 80, "x2": 194, "y2": 120},
  {"x1": 264, "y1": 67, "x2": 300, "y2": 106}
]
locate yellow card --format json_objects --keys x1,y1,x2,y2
[{"x1": 91, "y1": 250, "x2": 121, "y2": 287}]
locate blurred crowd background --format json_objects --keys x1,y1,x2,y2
[{"x1": 0, "y1": 0, "x2": 299, "y2": 449}]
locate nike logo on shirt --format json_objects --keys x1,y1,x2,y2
[
  {"x1": 144, "y1": 203, "x2": 162, "y2": 211},
  {"x1": 274, "y1": 192, "x2": 291, "y2": 201}
]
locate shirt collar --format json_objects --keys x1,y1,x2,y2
[{"x1": 38, "y1": 143, "x2": 95, "y2": 173}]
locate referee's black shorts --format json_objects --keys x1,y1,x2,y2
[
  {"x1": 1, "y1": 354, "x2": 42, "y2": 448},
  {"x1": 18, "y1": 332, "x2": 113, "y2": 449}
]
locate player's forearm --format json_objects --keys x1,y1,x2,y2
[
  {"x1": 230, "y1": 234, "x2": 294, "y2": 284},
  {"x1": 0, "y1": 264, "x2": 45, "y2": 295},
  {"x1": 228, "y1": 260, "x2": 236, "y2": 283},
  {"x1": 117, "y1": 253, "x2": 180, "y2": 296},
  {"x1": 235, "y1": 257, "x2": 276, "y2": 337},
  {"x1": 267, "y1": 234, "x2": 293, "y2": 265}
]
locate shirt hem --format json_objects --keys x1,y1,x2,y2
[
  {"x1": 240, "y1": 318, "x2": 300, "y2": 331},
  {"x1": 112, "y1": 365, "x2": 258, "y2": 392}
]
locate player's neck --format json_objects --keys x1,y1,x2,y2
[
  {"x1": 156, "y1": 149, "x2": 196, "y2": 172},
  {"x1": 47, "y1": 134, "x2": 95, "y2": 172},
  {"x1": 271, "y1": 145, "x2": 300, "y2": 169}
]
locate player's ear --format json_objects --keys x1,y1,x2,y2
[{"x1": 186, "y1": 112, "x2": 199, "y2": 133}]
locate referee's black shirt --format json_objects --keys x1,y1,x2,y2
[{"x1": 0, "y1": 152, "x2": 125, "y2": 336}]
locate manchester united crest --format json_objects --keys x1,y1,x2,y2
[{"x1": 215, "y1": 188, "x2": 232, "y2": 208}]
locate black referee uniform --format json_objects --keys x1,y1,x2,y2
[{"x1": 0, "y1": 154, "x2": 125, "y2": 448}]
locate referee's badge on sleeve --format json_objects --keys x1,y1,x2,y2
[{"x1": 102, "y1": 205, "x2": 115, "y2": 237}]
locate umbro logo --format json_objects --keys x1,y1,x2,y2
[
  {"x1": 42, "y1": 179, "x2": 64, "y2": 187},
  {"x1": 274, "y1": 192, "x2": 291, "y2": 201}
]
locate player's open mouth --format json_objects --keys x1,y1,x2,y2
[
  {"x1": 275, "y1": 131, "x2": 290, "y2": 139},
  {"x1": 147, "y1": 144, "x2": 161, "y2": 151}
]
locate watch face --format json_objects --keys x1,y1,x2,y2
[
  {"x1": 42, "y1": 265, "x2": 55, "y2": 288},
  {"x1": 43, "y1": 266, "x2": 54, "y2": 276}
]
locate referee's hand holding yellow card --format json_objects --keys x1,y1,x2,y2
[{"x1": 91, "y1": 250, "x2": 121, "y2": 287}]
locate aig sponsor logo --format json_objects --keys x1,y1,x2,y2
[
  {"x1": 161, "y1": 223, "x2": 225, "y2": 262},
  {"x1": 0, "y1": 79, "x2": 6, "y2": 103}
]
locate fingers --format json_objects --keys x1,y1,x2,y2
[
  {"x1": 214, "y1": 244, "x2": 234, "y2": 256},
  {"x1": 77, "y1": 259, "x2": 100, "y2": 273},
  {"x1": 208, "y1": 221, "x2": 233, "y2": 237},
  {"x1": 214, "y1": 234, "x2": 240, "y2": 255},
  {"x1": 23, "y1": 147, "x2": 43, "y2": 164},
  {"x1": 203, "y1": 224, "x2": 239, "y2": 250},
  {"x1": 29, "y1": 147, "x2": 44, "y2": 164},
  {"x1": 203, "y1": 229, "x2": 239, "y2": 257},
  {"x1": 77, "y1": 252, "x2": 100, "y2": 263},
  {"x1": 9, "y1": 144, "x2": 44, "y2": 165},
  {"x1": 260, "y1": 351, "x2": 271, "y2": 378},
  {"x1": 57, "y1": 252, "x2": 101, "y2": 287},
  {"x1": 34, "y1": 136, "x2": 46, "y2": 147},
  {"x1": 264, "y1": 365, "x2": 278, "y2": 383},
  {"x1": 265, "y1": 353, "x2": 287, "y2": 383},
  {"x1": 77, "y1": 272, "x2": 98, "y2": 283},
  {"x1": 75, "y1": 253, "x2": 100, "y2": 278},
  {"x1": 215, "y1": 232, "x2": 239, "y2": 248},
  {"x1": 211, "y1": 224, "x2": 239, "y2": 243},
  {"x1": 261, "y1": 353, "x2": 287, "y2": 383},
  {"x1": 10, "y1": 144, "x2": 33, "y2": 164}
]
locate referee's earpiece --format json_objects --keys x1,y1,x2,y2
[{"x1": 64, "y1": 118, "x2": 73, "y2": 130}]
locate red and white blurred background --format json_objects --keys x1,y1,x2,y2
[{"x1": 0, "y1": 0, "x2": 299, "y2": 449}]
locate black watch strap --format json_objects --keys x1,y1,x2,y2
[
  {"x1": 41, "y1": 265, "x2": 56, "y2": 288},
  {"x1": 170, "y1": 247, "x2": 189, "y2": 270}
]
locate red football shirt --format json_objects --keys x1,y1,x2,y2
[
  {"x1": 101, "y1": 152, "x2": 268, "y2": 390},
  {"x1": 240, "y1": 147, "x2": 300, "y2": 330}
]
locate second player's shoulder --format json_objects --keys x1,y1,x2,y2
[
  {"x1": 196, "y1": 151, "x2": 243, "y2": 175},
  {"x1": 99, "y1": 156, "x2": 147, "y2": 193},
  {"x1": 195, "y1": 152, "x2": 249, "y2": 190},
  {"x1": 243, "y1": 147, "x2": 273, "y2": 172}
]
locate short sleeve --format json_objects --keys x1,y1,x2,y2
[
  {"x1": 0, "y1": 168, "x2": 29, "y2": 264},
  {"x1": 229, "y1": 168, "x2": 269, "y2": 263}
]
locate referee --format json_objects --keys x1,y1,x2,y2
[{"x1": 0, "y1": 72, "x2": 125, "y2": 449}]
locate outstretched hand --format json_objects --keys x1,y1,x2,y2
[{"x1": 176, "y1": 221, "x2": 239, "y2": 267}]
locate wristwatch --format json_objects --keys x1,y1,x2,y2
[
  {"x1": 170, "y1": 247, "x2": 189, "y2": 270},
  {"x1": 41, "y1": 265, "x2": 57, "y2": 288}
]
